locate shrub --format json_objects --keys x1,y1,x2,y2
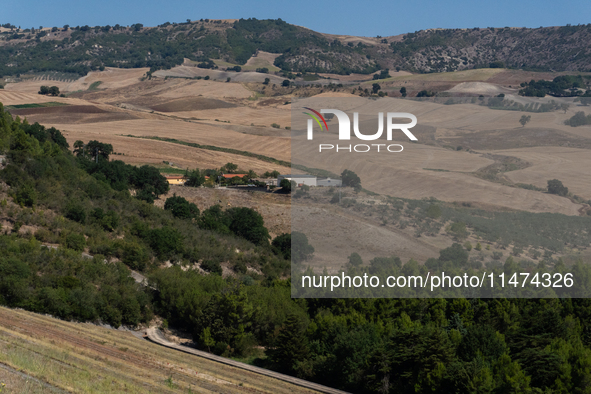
[
  {"x1": 438, "y1": 243, "x2": 469, "y2": 266},
  {"x1": 427, "y1": 204, "x2": 441, "y2": 219},
  {"x1": 348, "y1": 252, "x2": 363, "y2": 267},
  {"x1": 15, "y1": 184, "x2": 37, "y2": 207},
  {"x1": 147, "y1": 227, "x2": 184, "y2": 259},
  {"x1": 66, "y1": 203, "x2": 86, "y2": 223},
  {"x1": 164, "y1": 195, "x2": 200, "y2": 220},
  {"x1": 202, "y1": 260, "x2": 222, "y2": 275},
  {"x1": 65, "y1": 233, "x2": 86, "y2": 251}
]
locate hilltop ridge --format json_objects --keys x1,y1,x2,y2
[{"x1": 1, "y1": 19, "x2": 591, "y2": 79}]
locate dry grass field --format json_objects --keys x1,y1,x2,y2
[
  {"x1": 0, "y1": 306, "x2": 322, "y2": 394},
  {"x1": 490, "y1": 147, "x2": 591, "y2": 198},
  {"x1": 155, "y1": 185, "x2": 291, "y2": 238},
  {"x1": 2, "y1": 66, "x2": 590, "y2": 218}
]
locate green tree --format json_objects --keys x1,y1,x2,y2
[
  {"x1": 292, "y1": 231, "x2": 314, "y2": 263},
  {"x1": 439, "y1": 243, "x2": 469, "y2": 266},
  {"x1": 372, "y1": 83, "x2": 381, "y2": 94},
  {"x1": 341, "y1": 169, "x2": 361, "y2": 190},
  {"x1": 133, "y1": 165, "x2": 169, "y2": 199},
  {"x1": 148, "y1": 227, "x2": 184, "y2": 259},
  {"x1": 200, "y1": 327, "x2": 216, "y2": 352},
  {"x1": 164, "y1": 194, "x2": 200, "y2": 220},
  {"x1": 272, "y1": 233, "x2": 291, "y2": 260},
  {"x1": 199, "y1": 204, "x2": 231, "y2": 234},
  {"x1": 73, "y1": 140, "x2": 85, "y2": 157},
  {"x1": 222, "y1": 162, "x2": 238, "y2": 173},
  {"x1": 38, "y1": 85, "x2": 49, "y2": 95},
  {"x1": 280, "y1": 178, "x2": 292, "y2": 193},
  {"x1": 48, "y1": 86, "x2": 60, "y2": 96},
  {"x1": 263, "y1": 77, "x2": 270, "y2": 85},
  {"x1": 547, "y1": 179, "x2": 568, "y2": 196},
  {"x1": 269, "y1": 314, "x2": 310, "y2": 376},
  {"x1": 185, "y1": 169, "x2": 205, "y2": 187},
  {"x1": 390, "y1": 325, "x2": 455, "y2": 392},
  {"x1": 348, "y1": 252, "x2": 363, "y2": 267},
  {"x1": 227, "y1": 207, "x2": 270, "y2": 245},
  {"x1": 519, "y1": 115, "x2": 531, "y2": 127},
  {"x1": 400, "y1": 86, "x2": 407, "y2": 97},
  {"x1": 86, "y1": 140, "x2": 113, "y2": 161},
  {"x1": 282, "y1": 79, "x2": 290, "y2": 87},
  {"x1": 447, "y1": 221, "x2": 468, "y2": 239},
  {"x1": 560, "y1": 103, "x2": 570, "y2": 113}
]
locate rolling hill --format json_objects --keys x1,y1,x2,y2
[{"x1": 1, "y1": 19, "x2": 591, "y2": 79}]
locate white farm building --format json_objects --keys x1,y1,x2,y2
[{"x1": 277, "y1": 174, "x2": 317, "y2": 186}]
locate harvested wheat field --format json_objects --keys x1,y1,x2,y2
[
  {"x1": 292, "y1": 97, "x2": 587, "y2": 215},
  {"x1": 0, "y1": 90, "x2": 88, "y2": 106},
  {"x1": 243, "y1": 51, "x2": 281, "y2": 71},
  {"x1": 167, "y1": 105, "x2": 292, "y2": 127},
  {"x1": 489, "y1": 146, "x2": 591, "y2": 199},
  {"x1": 292, "y1": 136, "x2": 582, "y2": 215},
  {"x1": 66, "y1": 67, "x2": 149, "y2": 92},
  {"x1": 49, "y1": 118, "x2": 291, "y2": 161},
  {"x1": 60, "y1": 132, "x2": 291, "y2": 174},
  {"x1": 0, "y1": 306, "x2": 322, "y2": 394},
  {"x1": 2, "y1": 66, "x2": 590, "y2": 219}
]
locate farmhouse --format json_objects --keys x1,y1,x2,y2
[
  {"x1": 253, "y1": 177, "x2": 277, "y2": 186},
  {"x1": 164, "y1": 174, "x2": 186, "y2": 185},
  {"x1": 317, "y1": 177, "x2": 342, "y2": 187},
  {"x1": 220, "y1": 174, "x2": 248, "y2": 179},
  {"x1": 277, "y1": 174, "x2": 317, "y2": 186}
]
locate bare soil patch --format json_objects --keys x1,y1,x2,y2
[
  {"x1": 9, "y1": 104, "x2": 107, "y2": 115},
  {"x1": 150, "y1": 97, "x2": 237, "y2": 112}
]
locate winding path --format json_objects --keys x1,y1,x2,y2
[{"x1": 145, "y1": 327, "x2": 349, "y2": 394}]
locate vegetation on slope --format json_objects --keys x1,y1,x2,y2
[
  {"x1": 2, "y1": 102, "x2": 591, "y2": 393},
  {"x1": 2, "y1": 19, "x2": 591, "y2": 79},
  {"x1": 391, "y1": 24, "x2": 591, "y2": 72}
]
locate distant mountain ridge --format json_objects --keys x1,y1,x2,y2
[{"x1": 1, "y1": 19, "x2": 590, "y2": 78}]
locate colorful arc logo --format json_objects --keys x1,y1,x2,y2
[{"x1": 303, "y1": 107, "x2": 329, "y2": 131}]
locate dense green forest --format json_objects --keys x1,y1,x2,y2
[{"x1": 2, "y1": 103, "x2": 591, "y2": 392}]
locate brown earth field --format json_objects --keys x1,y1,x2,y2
[
  {"x1": 3, "y1": 66, "x2": 591, "y2": 220},
  {"x1": 0, "y1": 306, "x2": 323, "y2": 394}
]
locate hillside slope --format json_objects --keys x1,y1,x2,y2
[
  {"x1": 0, "y1": 306, "x2": 323, "y2": 394},
  {"x1": 1, "y1": 19, "x2": 591, "y2": 78}
]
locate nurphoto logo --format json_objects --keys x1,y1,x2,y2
[{"x1": 303, "y1": 107, "x2": 418, "y2": 153}]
